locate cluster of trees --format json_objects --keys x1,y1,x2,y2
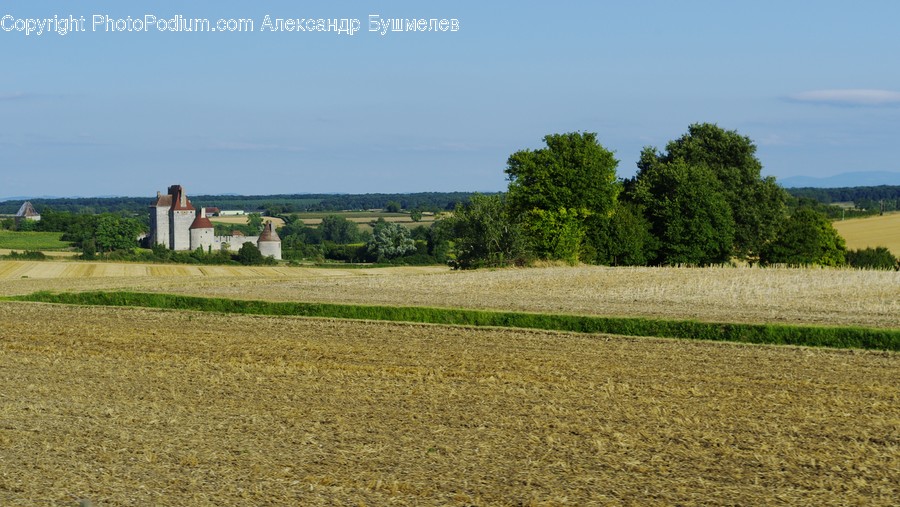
[
  {"x1": 15, "y1": 209, "x2": 147, "y2": 256},
  {"x1": 278, "y1": 215, "x2": 450, "y2": 265},
  {"x1": 449, "y1": 124, "x2": 889, "y2": 269}
]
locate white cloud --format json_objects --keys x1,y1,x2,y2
[{"x1": 788, "y1": 89, "x2": 900, "y2": 106}]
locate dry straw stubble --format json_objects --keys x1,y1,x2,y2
[{"x1": 0, "y1": 302, "x2": 897, "y2": 506}]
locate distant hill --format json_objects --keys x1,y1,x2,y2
[{"x1": 780, "y1": 171, "x2": 900, "y2": 188}]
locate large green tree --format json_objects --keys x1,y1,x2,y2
[
  {"x1": 449, "y1": 193, "x2": 528, "y2": 269},
  {"x1": 367, "y1": 219, "x2": 416, "y2": 261},
  {"x1": 247, "y1": 213, "x2": 264, "y2": 234},
  {"x1": 236, "y1": 241, "x2": 266, "y2": 265},
  {"x1": 637, "y1": 123, "x2": 787, "y2": 260},
  {"x1": 505, "y1": 132, "x2": 620, "y2": 262},
  {"x1": 760, "y1": 208, "x2": 846, "y2": 266},
  {"x1": 586, "y1": 201, "x2": 657, "y2": 266},
  {"x1": 632, "y1": 158, "x2": 735, "y2": 265},
  {"x1": 93, "y1": 215, "x2": 145, "y2": 252},
  {"x1": 319, "y1": 215, "x2": 359, "y2": 244}
]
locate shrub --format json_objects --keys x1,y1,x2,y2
[
  {"x1": 323, "y1": 243, "x2": 373, "y2": 263},
  {"x1": 4, "y1": 250, "x2": 47, "y2": 260},
  {"x1": 846, "y1": 247, "x2": 898, "y2": 270}
]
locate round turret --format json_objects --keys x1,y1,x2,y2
[
  {"x1": 189, "y1": 208, "x2": 214, "y2": 251},
  {"x1": 257, "y1": 221, "x2": 282, "y2": 260}
]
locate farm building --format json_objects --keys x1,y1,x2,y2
[
  {"x1": 14, "y1": 201, "x2": 41, "y2": 223},
  {"x1": 149, "y1": 185, "x2": 281, "y2": 259}
]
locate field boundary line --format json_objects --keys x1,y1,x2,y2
[{"x1": 6, "y1": 291, "x2": 900, "y2": 351}]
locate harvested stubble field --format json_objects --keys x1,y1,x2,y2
[
  {"x1": 0, "y1": 303, "x2": 897, "y2": 506},
  {"x1": 208, "y1": 216, "x2": 285, "y2": 227},
  {"x1": 1, "y1": 262, "x2": 898, "y2": 329},
  {"x1": 0, "y1": 260, "x2": 444, "y2": 294},
  {"x1": 296, "y1": 215, "x2": 436, "y2": 226}
]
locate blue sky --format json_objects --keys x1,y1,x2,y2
[{"x1": 2, "y1": 1, "x2": 899, "y2": 197}]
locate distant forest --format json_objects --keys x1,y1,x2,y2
[
  {"x1": 3, "y1": 186, "x2": 898, "y2": 216},
  {"x1": 785, "y1": 185, "x2": 900, "y2": 211},
  {"x1": 0, "y1": 192, "x2": 489, "y2": 216}
]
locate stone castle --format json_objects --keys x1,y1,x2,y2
[{"x1": 149, "y1": 185, "x2": 281, "y2": 260}]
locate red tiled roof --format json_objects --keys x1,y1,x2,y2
[
  {"x1": 190, "y1": 215, "x2": 214, "y2": 229},
  {"x1": 258, "y1": 222, "x2": 281, "y2": 242},
  {"x1": 169, "y1": 185, "x2": 195, "y2": 211},
  {"x1": 171, "y1": 198, "x2": 195, "y2": 211}
]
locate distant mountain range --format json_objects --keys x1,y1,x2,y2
[{"x1": 779, "y1": 171, "x2": 900, "y2": 188}]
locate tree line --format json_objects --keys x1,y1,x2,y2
[
  {"x1": 278, "y1": 215, "x2": 450, "y2": 265},
  {"x1": 787, "y1": 185, "x2": 900, "y2": 209},
  {"x1": 0, "y1": 192, "x2": 481, "y2": 215}
]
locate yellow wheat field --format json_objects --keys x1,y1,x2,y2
[
  {"x1": 1, "y1": 261, "x2": 898, "y2": 328},
  {"x1": 208, "y1": 216, "x2": 285, "y2": 227},
  {"x1": 296, "y1": 215, "x2": 437, "y2": 226},
  {"x1": 833, "y1": 212, "x2": 900, "y2": 255},
  {"x1": 0, "y1": 302, "x2": 896, "y2": 506}
]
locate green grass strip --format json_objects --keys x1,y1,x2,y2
[{"x1": 8, "y1": 290, "x2": 900, "y2": 351}]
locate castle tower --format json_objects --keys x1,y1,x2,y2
[
  {"x1": 189, "y1": 207, "x2": 215, "y2": 252},
  {"x1": 257, "y1": 221, "x2": 282, "y2": 260},
  {"x1": 168, "y1": 185, "x2": 195, "y2": 250},
  {"x1": 149, "y1": 191, "x2": 172, "y2": 246}
]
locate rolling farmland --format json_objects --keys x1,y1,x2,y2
[
  {"x1": 0, "y1": 261, "x2": 898, "y2": 328},
  {"x1": 208, "y1": 215, "x2": 285, "y2": 227},
  {"x1": 0, "y1": 230, "x2": 70, "y2": 251},
  {"x1": 1, "y1": 303, "x2": 897, "y2": 505},
  {"x1": 833, "y1": 212, "x2": 900, "y2": 255},
  {"x1": 1, "y1": 261, "x2": 897, "y2": 505}
]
